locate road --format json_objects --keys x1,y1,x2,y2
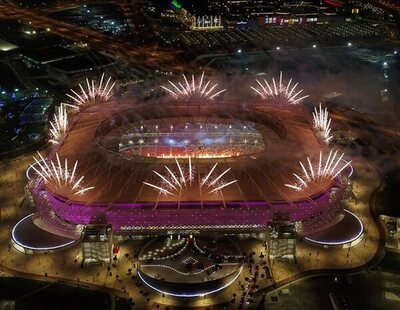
[{"x1": 0, "y1": 1, "x2": 184, "y2": 72}]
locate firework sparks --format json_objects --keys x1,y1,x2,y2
[
  {"x1": 143, "y1": 158, "x2": 237, "y2": 196},
  {"x1": 250, "y1": 71, "x2": 309, "y2": 105},
  {"x1": 66, "y1": 73, "x2": 115, "y2": 109},
  {"x1": 161, "y1": 72, "x2": 226, "y2": 101},
  {"x1": 285, "y1": 150, "x2": 351, "y2": 191},
  {"x1": 312, "y1": 103, "x2": 333, "y2": 143},
  {"x1": 30, "y1": 152, "x2": 94, "y2": 196},
  {"x1": 49, "y1": 104, "x2": 69, "y2": 145}
]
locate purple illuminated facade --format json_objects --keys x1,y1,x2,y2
[
  {"x1": 25, "y1": 100, "x2": 351, "y2": 238},
  {"x1": 30, "y1": 178, "x2": 346, "y2": 237}
]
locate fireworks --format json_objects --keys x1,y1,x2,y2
[
  {"x1": 250, "y1": 71, "x2": 309, "y2": 104},
  {"x1": 312, "y1": 103, "x2": 333, "y2": 143},
  {"x1": 161, "y1": 72, "x2": 226, "y2": 101},
  {"x1": 285, "y1": 150, "x2": 351, "y2": 191},
  {"x1": 65, "y1": 73, "x2": 115, "y2": 109},
  {"x1": 143, "y1": 158, "x2": 237, "y2": 196},
  {"x1": 30, "y1": 152, "x2": 94, "y2": 196},
  {"x1": 49, "y1": 104, "x2": 69, "y2": 145}
]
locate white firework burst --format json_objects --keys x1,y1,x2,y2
[
  {"x1": 30, "y1": 152, "x2": 94, "y2": 196},
  {"x1": 312, "y1": 103, "x2": 333, "y2": 143},
  {"x1": 143, "y1": 158, "x2": 237, "y2": 196},
  {"x1": 200, "y1": 162, "x2": 238, "y2": 195},
  {"x1": 49, "y1": 104, "x2": 69, "y2": 145},
  {"x1": 65, "y1": 73, "x2": 115, "y2": 109},
  {"x1": 250, "y1": 71, "x2": 309, "y2": 105},
  {"x1": 161, "y1": 72, "x2": 226, "y2": 101},
  {"x1": 285, "y1": 150, "x2": 351, "y2": 191}
]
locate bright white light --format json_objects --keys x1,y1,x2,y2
[
  {"x1": 138, "y1": 264, "x2": 243, "y2": 298},
  {"x1": 312, "y1": 44, "x2": 317, "y2": 48},
  {"x1": 285, "y1": 150, "x2": 351, "y2": 191},
  {"x1": 237, "y1": 49, "x2": 242, "y2": 53},
  {"x1": 66, "y1": 73, "x2": 115, "y2": 110},
  {"x1": 347, "y1": 42, "x2": 352, "y2": 47},
  {"x1": 276, "y1": 46, "x2": 280, "y2": 50},
  {"x1": 304, "y1": 209, "x2": 363, "y2": 246},
  {"x1": 250, "y1": 71, "x2": 309, "y2": 105},
  {"x1": 49, "y1": 104, "x2": 69, "y2": 144},
  {"x1": 30, "y1": 152, "x2": 94, "y2": 196},
  {"x1": 161, "y1": 72, "x2": 226, "y2": 101},
  {"x1": 312, "y1": 103, "x2": 333, "y2": 144},
  {"x1": 11, "y1": 213, "x2": 77, "y2": 251},
  {"x1": 143, "y1": 158, "x2": 237, "y2": 196}
]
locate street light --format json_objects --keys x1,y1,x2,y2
[
  {"x1": 312, "y1": 44, "x2": 317, "y2": 48},
  {"x1": 276, "y1": 46, "x2": 280, "y2": 50},
  {"x1": 347, "y1": 42, "x2": 352, "y2": 47},
  {"x1": 237, "y1": 49, "x2": 242, "y2": 54}
]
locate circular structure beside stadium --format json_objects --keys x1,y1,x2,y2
[
  {"x1": 11, "y1": 213, "x2": 77, "y2": 254},
  {"x1": 137, "y1": 236, "x2": 243, "y2": 297},
  {"x1": 304, "y1": 209, "x2": 364, "y2": 248}
]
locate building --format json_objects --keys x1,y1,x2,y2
[
  {"x1": 82, "y1": 225, "x2": 113, "y2": 266},
  {"x1": 191, "y1": 15, "x2": 223, "y2": 30},
  {"x1": 267, "y1": 220, "x2": 296, "y2": 262},
  {"x1": 208, "y1": 0, "x2": 280, "y2": 20}
]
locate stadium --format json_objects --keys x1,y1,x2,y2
[{"x1": 15, "y1": 73, "x2": 356, "y2": 250}]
